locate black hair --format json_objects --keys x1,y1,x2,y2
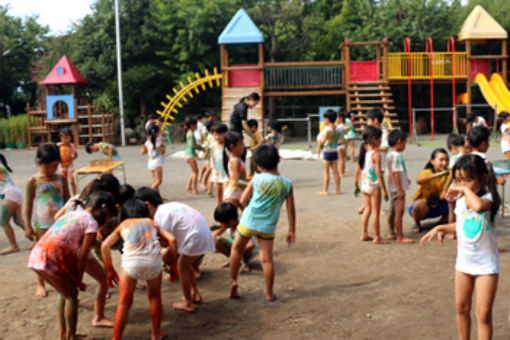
[
  {"x1": 147, "y1": 123, "x2": 160, "y2": 148},
  {"x1": 424, "y1": 148, "x2": 449, "y2": 171},
  {"x1": 36, "y1": 142, "x2": 61, "y2": 164},
  {"x1": 134, "y1": 186, "x2": 163, "y2": 208},
  {"x1": 336, "y1": 110, "x2": 346, "y2": 122},
  {"x1": 497, "y1": 111, "x2": 510, "y2": 130},
  {"x1": 86, "y1": 191, "x2": 117, "y2": 226},
  {"x1": 323, "y1": 109, "x2": 337, "y2": 124},
  {"x1": 453, "y1": 154, "x2": 500, "y2": 222},
  {"x1": 223, "y1": 130, "x2": 245, "y2": 175},
  {"x1": 269, "y1": 119, "x2": 282, "y2": 133},
  {"x1": 466, "y1": 112, "x2": 477, "y2": 123},
  {"x1": 205, "y1": 110, "x2": 216, "y2": 118},
  {"x1": 254, "y1": 143, "x2": 280, "y2": 170},
  {"x1": 205, "y1": 120, "x2": 215, "y2": 132},
  {"x1": 184, "y1": 117, "x2": 197, "y2": 131},
  {"x1": 118, "y1": 184, "x2": 135, "y2": 206},
  {"x1": 467, "y1": 126, "x2": 490, "y2": 148},
  {"x1": 85, "y1": 141, "x2": 94, "y2": 153},
  {"x1": 0, "y1": 153, "x2": 12, "y2": 173},
  {"x1": 120, "y1": 198, "x2": 150, "y2": 221},
  {"x1": 214, "y1": 202, "x2": 238, "y2": 223},
  {"x1": 59, "y1": 127, "x2": 73, "y2": 138},
  {"x1": 387, "y1": 128, "x2": 407, "y2": 147},
  {"x1": 211, "y1": 122, "x2": 228, "y2": 134},
  {"x1": 247, "y1": 119, "x2": 258, "y2": 129},
  {"x1": 79, "y1": 173, "x2": 121, "y2": 203},
  {"x1": 446, "y1": 133, "x2": 465, "y2": 150},
  {"x1": 357, "y1": 126, "x2": 382, "y2": 168},
  {"x1": 239, "y1": 92, "x2": 260, "y2": 103},
  {"x1": 148, "y1": 113, "x2": 159, "y2": 120},
  {"x1": 195, "y1": 112, "x2": 205, "y2": 120},
  {"x1": 366, "y1": 108, "x2": 384, "y2": 124}
]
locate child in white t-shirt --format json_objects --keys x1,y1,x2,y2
[{"x1": 498, "y1": 111, "x2": 510, "y2": 159}]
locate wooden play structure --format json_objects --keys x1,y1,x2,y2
[{"x1": 26, "y1": 56, "x2": 116, "y2": 148}]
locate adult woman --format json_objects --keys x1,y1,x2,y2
[
  {"x1": 408, "y1": 148, "x2": 449, "y2": 232},
  {"x1": 230, "y1": 93, "x2": 260, "y2": 134}
]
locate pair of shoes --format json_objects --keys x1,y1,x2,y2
[{"x1": 411, "y1": 224, "x2": 422, "y2": 233}]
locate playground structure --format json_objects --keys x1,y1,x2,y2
[
  {"x1": 26, "y1": 56, "x2": 116, "y2": 148},
  {"x1": 154, "y1": 6, "x2": 509, "y2": 140}
]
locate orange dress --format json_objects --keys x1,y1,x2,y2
[{"x1": 58, "y1": 142, "x2": 76, "y2": 170}]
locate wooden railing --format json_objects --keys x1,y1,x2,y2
[
  {"x1": 388, "y1": 52, "x2": 467, "y2": 79},
  {"x1": 264, "y1": 61, "x2": 343, "y2": 90}
]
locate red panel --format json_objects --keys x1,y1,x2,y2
[
  {"x1": 350, "y1": 61, "x2": 378, "y2": 82},
  {"x1": 470, "y1": 60, "x2": 489, "y2": 81},
  {"x1": 229, "y1": 64, "x2": 260, "y2": 87}
]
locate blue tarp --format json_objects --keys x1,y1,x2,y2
[{"x1": 218, "y1": 9, "x2": 264, "y2": 44}]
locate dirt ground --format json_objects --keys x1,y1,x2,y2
[{"x1": 1, "y1": 138, "x2": 510, "y2": 340}]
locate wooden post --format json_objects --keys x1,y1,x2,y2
[
  {"x1": 100, "y1": 108, "x2": 105, "y2": 142},
  {"x1": 258, "y1": 42, "x2": 264, "y2": 90},
  {"x1": 26, "y1": 102, "x2": 32, "y2": 148},
  {"x1": 87, "y1": 104, "x2": 92, "y2": 142},
  {"x1": 376, "y1": 45, "x2": 381, "y2": 81},
  {"x1": 383, "y1": 42, "x2": 388, "y2": 82},
  {"x1": 220, "y1": 44, "x2": 229, "y2": 87},
  {"x1": 466, "y1": 40, "x2": 472, "y2": 113},
  {"x1": 345, "y1": 43, "x2": 351, "y2": 111},
  {"x1": 503, "y1": 39, "x2": 508, "y2": 86}
]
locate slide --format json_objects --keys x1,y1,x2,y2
[
  {"x1": 474, "y1": 73, "x2": 509, "y2": 113},
  {"x1": 489, "y1": 73, "x2": 510, "y2": 112}
]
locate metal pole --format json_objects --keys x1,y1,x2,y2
[
  {"x1": 115, "y1": 0, "x2": 126, "y2": 146},
  {"x1": 494, "y1": 105, "x2": 498, "y2": 142},
  {"x1": 307, "y1": 116, "x2": 312, "y2": 150},
  {"x1": 412, "y1": 108, "x2": 417, "y2": 144}
]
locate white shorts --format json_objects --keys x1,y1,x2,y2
[
  {"x1": 212, "y1": 169, "x2": 229, "y2": 184},
  {"x1": 122, "y1": 255, "x2": 162, "y2": 281},
  {"x1": 337, "y1": 145, "x2": 345, "y2": 150},
  {"x1": 0, "y1": 183, "x2": 22, "y2": 205}
]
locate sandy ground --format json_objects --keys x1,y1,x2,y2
[{"x1": 1, "y1": 138, "x2": 510, "y2": 340}]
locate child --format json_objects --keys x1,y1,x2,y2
[
  {"x1": 194, "y1": 112, "x2": 207, "y2": 146},
  {"x1": 212, "y1": 202, "x2": 257, "y2": 271},
  {"x1": 442, "y1": 133, "x2": 467, "y2": 223},
  {"x1": 421, "y1": 154, "x2": 500, "y2": 340},
  {"x1": 145, "y1": 113, "x2": 161, "y2": 131},
  {"x1": 28, "y1": 191, "x2": 116, "y2": 340},
  {"x1": 184, "y1": 117, "x2": 204, "y2": 194},
  {"x1": 229, "y1": 143, "x2": 295, "y2": 301},
  {"x1": 85, "y1": 141, "x2": 121, "y2": 161},
  {"x1": 317, "y1": 109, "x2": 341, "y2": 195},
  {"x1": 335, "y1": 111, "x2": 347, "y2": 176},
  {"x1": 25, "y1": 142, "x2": 70, "y2": 297},
  {"x1": 467, "y1": 126, "x2": 491, "y2": 160},
  {"x1": 354, "y1": 126, "x2": 389, "y2": 244},
  {"x1": 466, "y1": 111, "x2": 487, "y2": 131},
  {"x1": 244, "y1": 119, "x2": 264, "y2": 176},
  {"x1": 199, "y1": 120, "x2": 215, "y2": 194},
  {"x1": 498, "y1": 111, "x2": 510, "y2": 159},
  {"x1": 223, "y1": 131, "x2": 248, "y2": 208},
  {"x1": 344, "y1": 112, "x2": 357, "y2": 163},
  {"x1": 265, "y1": 119, "x2": 282, "y2": 148},
  {"x1": 134, "y1": 187, "x2": 215, "y2": 313},
  {"x1": 386, "y1": 129, "x2": 414, "y2": 243},
  {"x1": 57, "y1": 127, "x2": 78, "y2": 195},
  {"x1": 141, "y1": 123, "x2": 165, "y2": 191},
  {"x1": 210, "y1": 122, "x2": 229, "y2": 204},
  {"x1": 0, "y1": 154, "x2": 25, "y2": 255},
  {"x1": 101, "y1": 198, "x2": 177, "y2": 340},
  {"x1": 366, "y1": 108, "x2": 389, "y2": 153}
]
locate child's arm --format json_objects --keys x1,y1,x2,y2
[
  {"x1": 158, "y1": 143, "x2": 165, "y2": 156},
  {"x1": 156, "y1": 226, "x2": 179, "y2": 281},
  {"x1": 285, "y1": 186, "x2": 296, "y2": 245},
  {"x1": 101, "y1": 227, "x2": 121, "y2": 287},
  {"x1": 451, "y1": 184, "x2": 493, "y2": 213},
  {"x1": 61, "y1": 175, "x2": 70, "y2": 202},
  {"x1": 242, "y1": 121, "x2": 256, "y2": 141},
  {"x1": 191, "y1": 134, "x2": 205, "y2": 152},
  {"x1": 231, "y1": 159, "x2": 249, "y2": 187},
  {"x1": 77, "y1": 232, "x2": 97, "y2": 291},
  {"x1": 72, "y1": 144, "x2": 78, "y2": 160},
  {"x1": 354, "y1": 164, "x2": 361, "y2": 197},
  {"x1": 103, "y1": 144, "x2": 114, "y2": 160},
  {"x1": 211, "y1": 226, "x2": 227, "y2": 239},
  {"x1": 420, "y1": 223, "x2": 456, "y2": 246},
  {"x1": 240, "y1": 181, "x2": 254, "y2": 207},
  {"x1": 374, "y1": 152, "x2": 388, "y2": 201},
  {"x1": 416, "y1": 170, "x2": 449, "y2": 185},
  {"x1": 23, "y1": 177, "x2": 36, "y2": 240},
  {"x1": 440, "y1": 170, "x2": 454, "y2": 200},
  {"x1": 141, "y1": 144, "x2": 147, "y2": 155},
  {"x1": 392, "y1": 171, "x2": 405, "y2": 199}
]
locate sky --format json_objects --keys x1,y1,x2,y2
[{"x1": 0, "y1": 0, "x2": 96, "y2": 35}]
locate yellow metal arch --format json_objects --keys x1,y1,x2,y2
[{"x1": 156, "y1": 67, "x2": 224, "y2": 127}]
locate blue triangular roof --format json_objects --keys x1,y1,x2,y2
[{"x1": 218, "y1": 9, "x2": 264, "y2": 44}]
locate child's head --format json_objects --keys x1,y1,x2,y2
[
  {"x1": 254, "y1": 143, "x2": 280, "y2": 171},
  {"x1": 85, "y1": 142, "x2": 98, "y2": 153},
  {"x1": 86, "y1": 190, "x2": 118, "y2": 226},
  {"x1": 184, "y1": 117, "x2": 197, "y2": 131},
  {"x1": 195, "y1": 112, "x2": 205, "y2": 123},
  {"x1": 424, "y1": 148, "x2": 449, "y2": 172},
  {"x1": 214, "y1": 202, "x2": 239, "y2": 228},
  {"x1": 146, "y1": 123, "x2": 160, "y2": 147},
  {"x1": 323, "y1": 110, "x2": 337, "y2": 125},
  {"x1": 268, "y1": 119, "x2": 282, "y2": 134},
  {"x1": 147, "y1": 113, "x2": 159, "y2": 122},
  {"x1": 467, "y1": 126, "x2": 490, "y2": 152},
  {"x1": 212, "y1": 122, "x2": 227, "y2": 143},
  {"x1": 120, "y1": 198, "x2": 150, "y2": 221},
  {"x1": 366, "y1": 108, "x2": 384, "y2": 126},
  {"x1": 336, "y1": 110, "x2": 346, "y2": 124},
  {"x1": 224, "y1": 130, "x2": 244, "y2": 156},
  {"x1": 36, "y1": 143, "x2": 61, "y2": 176},
  {"x1": 453, "y1": 154, "x2": 500, "y2": 222},
  {"x1": 498, "y1": 111, "x2": 510, "y2": 125},
  {"x1": 247, "y1": 119, "x2": 258, "y2": 132},
  {"x1": 242, "y1": 92, "x2": 260, "y2": 108},
  {"x1": 205, "y1": 110, "x2": 216, "y2": 121},
  {"x1": 357, "y1": 126, "x2": 382, "y2": 168},
  {"x1": 387, "y1": 128, "x2": 407, "y2": 151},
  {"x1": 205, "y1": 120, "x2": 215, "y2": 133},
  {"x1": 466, "y1": 112, "x2": 478, "y2": 123},
  {"x1": 79, "y1": 173, "x2": 121, "y2": 203},
  {"x1": 447, "y1": 133, "x2": 466, "y2": 154},
  {"x1": 118, "y1": 184, "x2": 135, "y2": 206},
  {"x1": 59, "y1": 127, "x2": 73, "y2": 144},
  {"x1": 0, "y1": 153, "x2": 12, "y2": 173},
  {"x1": 133, "y1": 187, "x2": 163, "y2": 218}
]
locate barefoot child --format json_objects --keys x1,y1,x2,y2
[
  {"x1": 57, "y1": 127, "x2": 78, "y2": 195},
  {"x1": 467, "y1": 126, "x2": 491, "y2": 160},
  {"x1": 354, "y1": 126, "x2": 389, "y2": 244},
  {"x1": 229, "y1": 143, "x2": 296, "y2": 301},
  {"x1": 244, "y1": 119, "x2": 264, "y2": 176},
  {"x1": 498, "y1": 111, "x2": 510, "y2": 159},
  {"x1": 210, "y1": 122, "x2": 229, "y2": 204},
  {"x1": 335, "y1": 111, "x2": 347, "y2": 176},
  {"x1": 85, "y1": 141, "x2": 121, "y2": 161},
  {"x1": 265, "y1": 119, "x2": 282, "y2": 148},
  {"x1": 0, "y1": 154, "x2": 25, "y2": 255},
  {"x1": 386, "y1": 129, "x2": 414, "y2": 243},
  {"x1": 344, "y1": 112, "x2": 357, "y2": 163},
  {"x1": 223, "y1": 131, "x2": 248, "y2": 208},
  {"x1": 199, "y1": 120, "x2": 215, "y2": 194},
  {"x1": 101, "y1": 198, "x2": 177, "y2": 340},
  {"x1": 135, "y1": 187, "x2": 215, "y2": 313},
  {"x1": 25, "y1": 142, "x2": 70, "y2": 297},
  {"x1": 318, "y1": 109, "x2": 341, "y2": 195},
  {"x1": 141, "y1": 123, "x2": 165, "y2": 191},
  {"x1": 184, "y1": 117, "x2": 204, "y2": 194},
  {"x1": 442, "y1": 133, "x2": 467, "y2": 223},
  {"x1": 421, "y1": 154, "x2": 500, "y2": 340},
  {"x1": 28, "y1": 191, "x2": 116, "y2": 340}
]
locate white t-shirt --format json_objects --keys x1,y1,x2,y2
[
  {"x1": 455, "y1": 193, "x2": 499, "y2": 275},
  {"x1": 386, "y1": 150, "x2": 410, "y2": 193},
  {"x1": 500, "y1": 123, "x2": 510, "y2": 153},
  {"x1": 154, "y1": 202, "x2": 215, "y2": 257},
  {"x1": 144, "y1": 139, "x2": 163, "y2": 170},
  {"x1": 473, "y1": 116, "x2": 487, "y2": 128}
]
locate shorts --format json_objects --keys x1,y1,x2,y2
[
  {"x1": 337, "y1": 145, "x2": 345, "y2": 150},
  {"x1": 0, "y1": 183, "x2": 22, "y2": 205},
  {"x1": 60, "y1": 165, "x2": 74, "y2": 175},
  {"x1": 224, "y1": 185, "x2": 243, "y2": 201},
  {"x1": 408, "y1": 199, "x2": 449, "y2": 219},
  {"x1": 237, "y1": 223, "x2": 275, "y2": 240},
  {"x1": 323, "y1": 151, "x2": 338, "y2": 162},
  {"x1": 122, "y1": 256, "x2": 162, "y2": 281},
  {"x1": 212, "y1": 170, "x2": 229, "y2": 184}
]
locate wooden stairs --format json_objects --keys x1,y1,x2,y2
[{"x1": 347, "y1": 82, "x2": 399, "y2": 132}]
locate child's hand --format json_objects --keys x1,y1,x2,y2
[
  {"x1": 107, "y1": 269, "x2": 119, "y2": 288},
  {"x1": 169, "y1": 264, "x2": 179, "y2": 282},
  {"x1": 354, "y1": 185, "x2": 360, "y2": 197},
  {"x1": 445, "y1": 183, "x2": 464, "y2": 201},
  {"x1": 286, "y1": 232, "x2": 296, "y2": 246},
  {"x1": 383, "y1": 190, "x2": 389, "y2": 202},
  {"x1": 420, "y1": 228, "x2": 440, "y2": 246},
  {"x1": 25, "y1": 226, "x2": 35, "y2": 241},
  {"x1": 78, "y1": 282, "x2": 87, "y2": 291}
]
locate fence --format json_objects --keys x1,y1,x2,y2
[
  {"x1": 388, "y1": 52, "x2": 467, "y2": 80},
  {"x1": 264, "y1": 62, "x2": 343, "y2": 90}
]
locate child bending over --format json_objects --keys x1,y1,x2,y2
[{"x1": 85, "y1": 141, "x2": 121, "y2": 161}]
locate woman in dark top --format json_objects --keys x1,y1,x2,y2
[{"x1": 230, "y1": 93, "x2": 260, "y2": 134}]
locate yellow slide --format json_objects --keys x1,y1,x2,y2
[
  {"x1": 474, "y1": 73, "x2": 509, "y2": 113},
  {"x1": 489, "y1": 73, "x2": 510, "y2": 112}
]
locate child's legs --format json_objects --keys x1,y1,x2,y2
[
  {"x1": 330, "y1": 161, "x2": 340, "y2": 192},
  {"x1": 215, "y1": 237, "x2": 232, "y2": 258},
  {"x1": 349, "y1": 140, "x2": 355, "y2": 162},
  {"x1": 229, "y1": 234, "x2": 251, "y2": 296},
  {"x1": 337, "y1": 148, "x2": 345, "y2": 174},
  {"x1": 361, "y1": 193, "x2": 372, "y2": 239},
  {"x1": 146, "y1": 272, "x2": 163, "y2": 338},
  {"x1": 370, "y1": 189, "x2": 382, "y2": 239},
  {"x1": 35, "y1": 228, "x2": 48, "y2": 296},
  {"x1": 151, "y1": 168, "x2": 163, "y2": 190},
  {"x1": 411, "y1": 200, "x2": 429, "y2": 226},
  {"x1": 178, "y1": 255, "x2": 199, "y2": 303},
  {"x1": 387, "y1": 198, "x2": 395, "y2": 234},
  {"x1": 448, "y1": 202, "x2": 456, "y2": 224},
  {"x1": 215, "y1": 182, "x2": 224, "y2": 204},
  {"x1": 114, "y1": 269, "x2": 137, "y2": 340},
  {"x1": 0, "y1": 200, "x2": 19, "y2": 251},
  {"x1": 189, "y1": 159, "x2": 199, "y2": 192},
  {"x1": 257, "y1": 238, "x2": 275, "y2": 301},
  {"x1": 85, "y1": 257, "x2": 110, "y2": 323},
  {"x1": 393, "y1": 196, "x2": 405, "y2": 237},
  {"x1": 455, "y1": 271, "x2": 475, "y2": 340},
  {"x1": 321, "y1": 162, "x2": 330, "y2": 193},
  {"x1": 67, "y1": 171, "x2": 77, "y2": 196},
  {"x1": 475, "y1": 274, "x2": 498, "y2": 340}
]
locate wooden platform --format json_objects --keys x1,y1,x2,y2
[{"x1": 221, "y1": 86, "x2": 264, "y2": 127}]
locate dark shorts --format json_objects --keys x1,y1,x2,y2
[
  {"x1": 408, "y1": 199, "x2": 449, "y2": 219},
  {"x1": 323, "y1": 151, "x2": 338, "y2": 162}
]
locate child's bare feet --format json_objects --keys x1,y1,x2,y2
[
  {"x1": 92, "y1": 317, "x2": 114, "y2": 328},
  {"x1": 387, "y1": 233, "x2": 397, "y2": 240},
  {"x1": 229, "y1": 281, "x2": 239, "y2": 299},
  {"x1": 0, "y1": 245, "x2": 19, "y2": 255},
  {"x1": 152, "y1": 332, "x2": 168, "y2": 340},
  {"x1": 192, "y1": 292, "x2": 203, "y2": 304},
  {"x1": 360, "y1": 235, "x2": 373, "y2": 242},
  {"x1": 317, "y1": 191, "x2": 328, "y2": 196},
  {"x1": 266, "y1": 294, "x2": 276, "y2": 302},
  {"x1": 240, "y1": 264, "x2": 252, "y2": 273},
  {"x1": 185, "y1": 186, "x2": 192, "y2": 192},
  {"x1": 372, "y1": 237, "x2": 390, "y2": 244},
  {"x1": 334, "y1": 191, "x2": 341, "y2": 195},
  {"x1": 172, "y1": 300, "x2": 196, "y2": 313},
  {"x1": 357, "y1": 206, "x2": 365, "y2": 214},
  {"x1": 35, "y1": 286, "x2": 47, "y2": 298},
  {"x1": 191, "y1": 191, "x2": 202, "y2": 195},
  {"x1": 220, "y1": 261, "x2": 230, "y2": 268},
  {"x1": 396, "y1": 237, "x2": 415, "y2": 244}
]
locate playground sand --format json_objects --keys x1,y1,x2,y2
[{"x1": 1, "y1": 140, "x2": 510, "y2": 339}]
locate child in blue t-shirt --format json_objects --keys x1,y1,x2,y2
[{"x1": 229, "y1": 143, "x2": 296, "y2": 302}]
